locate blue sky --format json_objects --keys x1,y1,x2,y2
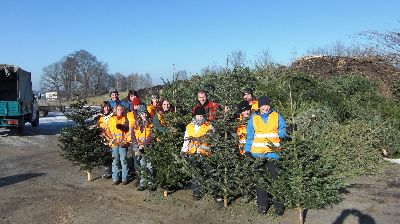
[{"x1": 1, "y1": 1, "x2": 399, "y2": 90}]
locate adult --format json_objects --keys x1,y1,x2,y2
[
  {"x1": 106, "y1": 105, "x2": 131, "y2": 185},
  {"x1": 244, "y1": 95, "x2": 287, "y2": 215},
  {"x1": 192, "y1": 90, "x2": 220, "y2": 122},
  {"x1": 108, "y1": 89, "x2": 129, "y2": 110},
  {"x1": 242, "y1": 88, "x2": 258, "y2": 113}
]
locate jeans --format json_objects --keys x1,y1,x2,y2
[
  {"x1": 138, "y1": 154, "x2": 153, "y2": 187},
  {"x1": 112, "y1": 147, "x2": 128, "y2": 181}
]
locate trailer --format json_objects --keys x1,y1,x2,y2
[{"x1": 0, "y1": 64, "x2": 39, "y2": 135}]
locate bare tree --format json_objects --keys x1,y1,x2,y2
[
  {"x1": 41, "y1": 61, "x2": 64, "y2": 103},
  {"x1": 254, "y1": 50, "x2": 275, "y2": 69},
  {"x1": 228, "y1": 50, "x2": 247, "y2": 68},
  {"x1": 174, "y1": 70, "x2": 188, "y2": 80},
  {"x1": 360, "y1": 25, "x2": 400, "y2": 66}
]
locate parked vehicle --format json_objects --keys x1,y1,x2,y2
[{"x1": 0, "y1": 64, "x2": 39, "y2": 135}]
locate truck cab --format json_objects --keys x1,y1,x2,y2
[{"x1": 0, "y1": 64, "x2": 39, "y2": 135}]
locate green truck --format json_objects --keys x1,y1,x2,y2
[{"x1": 0, "y1": 64, "x2": 39, "y2": 135}]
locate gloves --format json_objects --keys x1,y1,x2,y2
[
  {"x1": 180, "y1": 152, "x2": 188, "y2": 158},
  {"x1": 244, "y1": 151, "x2": 252, "y2": 158},
  {"x1": 116, "y1": 124, "x2": 129, "y2": 132}
]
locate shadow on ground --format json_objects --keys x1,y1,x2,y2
[{"x1": 0, "y1": 173, "x2": 46, "y2": 188}]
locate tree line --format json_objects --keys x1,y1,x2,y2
[{"x1": 40, "y1": 49, "x2": 153, "y2": 100}]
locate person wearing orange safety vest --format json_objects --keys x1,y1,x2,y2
[
  {"x1": 106, "y1": 105, "x2": 131, "y2": 185},
  {"x1": 97, "y1": 101, "x2": 113, "y2": 179},
  {"x1": 181, "y1": 107, "x2": 214, "y2": 201},
  {"x1": 147, "y1": 93, "x2": 161, "y2": 119},
  {"x1": 131, "y1": 105, "x2": 154, "y2": 191},
  {"x1": 244, "y1": 95, "x2": 287, "y2": 216},
  {"x1": 242, "y1": 88, "x2": 258, "y2": 113},
  {"x1": 235, "y1": 100, "x2": 252, "y2": 155}
]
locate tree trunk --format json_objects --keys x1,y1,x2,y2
[
  {"x1": 298, "y1": 207, "x2": 304, "y2": 224},
  {"x1": 85, "y1": 171, "x2": 92, "y2": 181}
]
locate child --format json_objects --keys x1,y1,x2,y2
[{"x1": 131, "y1": 105, "x2": 154, "y2": 190}]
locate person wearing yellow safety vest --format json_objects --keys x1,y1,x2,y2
[
  {"x1": 181, "y1": 107, "x2": 214, "y2": 201},
  {"x1": 131, "y1": 104, "x2": 154, "y2": 191},
  {"x1": 106, "y1": 105, "x2": 131, "y2": 185},
  {"x1": 235, "y1": 100, "x2": 252, "y2": 155},
  {"x1": 244, "y1": 95, "x2": 287, "y2": 216},
  {"x1": 97, "y1": 101, "x2": 113, "y2": 179}
]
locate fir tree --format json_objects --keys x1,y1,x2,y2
[
  {"x1": 261, "y1": 89, "x2": 345, "y2": 224},
  {"x1": 59, "y1": 99, "x2": 110, "y2": 181}
]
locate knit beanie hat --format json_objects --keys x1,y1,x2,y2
[
  {"x1": 258, "y1": 95, "x2": 271, "y2": 107},
  {"x1": 194, "y1": 107, "x2": 206, "y2": 116},
  {"x1": 131, "y1": 98, "x2": 141, "y2": 106}
]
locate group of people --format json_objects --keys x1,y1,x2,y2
[{"x1": 96, "y1": 88, "x2": 287, "y2": 216}]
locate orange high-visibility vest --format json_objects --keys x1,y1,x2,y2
[
  {"x1": 250, "y1": 100, "x2": 258, "y2": 112},
  {"x1": 186, "y1": 123, "x2": 212, "y2": 156},
  {"x1": 107, "y1": 116, "x2": 131, "y2": 147},
  {"x1": 147, "y1": 104, "x2": 156, "y2": 118},
  {"x1": 236, "y1": 116, "x2": 247, "y2": 155},
  {"x1": 251, "y1": 112, "x2": 281, "y2": 154},
  {"x1": 133, "y1": 123, "x2": 153, "y2": 145}
]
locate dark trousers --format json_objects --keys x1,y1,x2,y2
[
  {"x1": 188, "y1": 156, "x2": 212, "y2": 197},
  {"x1": 256, "y1": 159, "x2": 284, "y2": 211}
]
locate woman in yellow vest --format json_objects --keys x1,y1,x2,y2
[
  {"x1": 131, "y1": 105, "x2": 154, "y2": 191},
  {"x1": 147, "y1": 93, "x2": 160, "y2": 119},
  {"x1": 97, "y1": 101, "x2": 113, "y2": 179},
  {"x1": 106, "y1": 105, "x2": 131, "y2": 185},
  {"x1": 244, "y1": 95, "x2": 287, "y2": 215},
  {"x1": 181, "y1": 107, "x2": 214, "y2": 200}
]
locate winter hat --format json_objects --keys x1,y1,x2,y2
[
  {"x1": 237, "y1": 100, "x2": 251, "y2": 113},
  {"x1": 194, "y1": 107, "x2": 206, "y2": 116},
  {"x1": 137, "y1": 104, "x2": 147, "y2": 114},
  {"x1": 131, "y1": 97, "x2": 141, "y2": 106},
  {"x1": 258, "y1": 95, "x2": 271, "y2": 107}
]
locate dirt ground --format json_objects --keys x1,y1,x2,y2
[{"x1": 1, "y1": 113, "x2": 399, "y2": 224}]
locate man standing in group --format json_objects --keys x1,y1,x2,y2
[
  {"x1": 244, "y1": 95, "x2": 286, "y2": 215},
  {"x1": 109, "y1": 89, "x2": 129, "y2": 109},
  {"x1": 242, "y1": 88, "x2": 258, "y2": 113},
  {"x1": 192, "y1": 90, "x2": 220, "y2": 122}
]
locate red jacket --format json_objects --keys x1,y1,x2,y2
[{"x1": 192, "y1": 100, "x2": 220, "y2": 121}]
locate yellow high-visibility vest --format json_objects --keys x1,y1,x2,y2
[
  {"x1": 251, "y1": 112, "x2": 281, "y2": 154},
  {"x1": 186, "y1": 123, "x2": 212, "y2": 156}
]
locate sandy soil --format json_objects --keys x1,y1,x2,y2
[{"x1": 0, "y1": 113, "x2": 399, "y2": 224}]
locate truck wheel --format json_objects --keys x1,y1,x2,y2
[
  {"x1": 31, "y1": 111, "x2": 40, "y2": 127},
  {"x1": 17, "y1": 118, "x2": 25, "y2": 136},
  {"x1": 39, "y1": 109, "x2": 48, "y2": 117}
]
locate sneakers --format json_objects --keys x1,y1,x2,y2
[
  {"x1": 102, "y1": 173, "x2": 112, "y2": 179},
  {"x1": 275, "y1": 208, "x2": 285, "y2": 216},
  {"x1": 137, "y1": 185, "x2": 146, "y2": 191},
  {"x1": 215, "y1": 198, "x2": 224, "y2": 208},
  {"x1": 193, "y1": 195, "x2": 201, "y2": 201},
  {"x1": 121, "y1": 179, "x2": 128, "y2": 185},
  {"x1": 258, "y1": 206, "x2": 269, "y2": 215},
  {"x1": 112, "y1": 180, "x2": 119, "y2": 185}
]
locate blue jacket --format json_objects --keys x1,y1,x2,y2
[
  {"x1": 109, "y1": 99, "x2": 129, "y2": 110},
  {"x1": 244, "y1": 110, "x2": 287, "y2": 159}
]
